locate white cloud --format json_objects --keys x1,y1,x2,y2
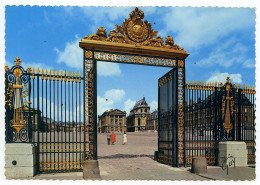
[
  {"x1": 97, "y1": 96, "x2": 114, "y2": 116},
  {"x1": 207, "y1": 72, "x2": 242, "y2": 84},
  {"x1": 97, "y1": 89, "x2": 126, "y2": 116},
  {"x1": 97, "y1": 62, "x2": 121, "y2": 76},
  {"x1": 104, "y1": 89, "x2": 125, "y2": 102},
  {"x1": 78, "y1": 7, "x2": 132, "y2": 32},
  {"x1": 123, "y1": 99, "x2": 136, "y2": 115},
  {"x1": 242, "y1": 59, "x2": 255, "y2": 68},
  {"x1": 55, "y1": 36, "x2": 121, "y2": 76},
  {"x1": 162, "y1": 8, "x2": 254, "y2": 49},
  {"x1": 149, "y1": 100, "x2": 158, "y2": 112},
  {"x1": 197, "y1": 38, "x2": 252, "y2": 68},
  {"x1": 54, "y1": 35, "x2": 82, "y2": 70}
]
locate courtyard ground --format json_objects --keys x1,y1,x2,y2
[{"x1": 30, "y1": 132, "x2": 255, "y2": 180}]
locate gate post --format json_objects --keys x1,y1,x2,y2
[
  {"x1": 92, "y1": 49, "x2": 98, "y2": 160},
  {"x1": 82, "y1": 49, "x2": 100, "y2": 179},
  {"x1": 176, "y1": 59, "x2": 185, "y2": 166}
]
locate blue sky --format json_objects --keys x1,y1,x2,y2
[{"x1": 5, "y1": 6, "x2": 256, "y2": 116}]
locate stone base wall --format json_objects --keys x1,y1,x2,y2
[
  {"x1": 5, "y1": 143, "x2": 36, "y2": 179},
  {"x1": 218, "y1": 141, "x2": 248, "y2": 167}
]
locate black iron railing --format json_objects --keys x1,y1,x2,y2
[{"x1": 5, "y1": 58, "x2": 85, "y2": 172}]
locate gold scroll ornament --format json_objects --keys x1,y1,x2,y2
[
  {"x1": 222, "y1": 77, "x2": 236, "y2": 136},
  {"x1": 6, "y1": 58, "x2": 28, "y2": 138}
]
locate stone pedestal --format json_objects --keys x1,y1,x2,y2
[
  {"x1": 191, "y1": 157, "x2": 207, "y2": 174},
  {"x1": 83, "y1": 160, "x2": 101, "y2": 180},
  {"x1": 218, "y1": 141, "x2": 248, "y2": 167},
  {"x1": 5, "y1": 143, "x2": 36, "y2": 179}
]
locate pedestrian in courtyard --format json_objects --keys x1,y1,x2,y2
[
  {"x1": 122, "y1": 131, "x2": 127, "y2": 145},
  {"x1": 111, "y1": 132, "x2": 116, "y2": 145},
  {"x1": 107, "y1": 131, "x2": 111, "y2": 145}
]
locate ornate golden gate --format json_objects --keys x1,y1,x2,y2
[{"x1": 79, "y1": 7, "x2": 189, "y2": 165}]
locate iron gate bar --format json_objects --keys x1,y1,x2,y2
[
  {"x1": 175, "y1": 60, "x2": 178, "y2": 167},
  {"x1": 183, "y1": 60, "x2": 186, "y2": 167}
]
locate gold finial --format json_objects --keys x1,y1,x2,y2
[
  {"x1": 239, "y1": 84, "x2": 241, "y2": 89},
  {"x1": 32, "y1": 67, "x2": 35, "y2": 79},
  {"x1": 79, "y1": 72, "x2": 81, "y2": 77},
  {"x1": 56, "y1": 70, "x2": 59, "y2": 81},
  {"x1": 60, "y1": 70, "x2": 63, "y2": 81},
  {"x1": 14, "y1": 57, "x2": 22, "y2": 66},
  {"x1": 53, "y1": 70, "x2": 56, "y2": 81},
  {"x1": 226, "y1": 76, "x2": 230, "y2": 83},
  {"x1": 49, "y1": 69, "x2": 52, "y2": 80},
  {"x1": 68, "y1": 71, "x2": 70, "y2": 82},
  {"x1": 215, "y1": 82, "x2": 217, "y2": 87},
  {"x1": 79, "y1": 72, "x2": 81, "y2": 83},
  {"x1": 71, "y1": 72, "x2": 74, "y2": 82},
  {"x1": 41, "y1": 69, "x2": 44, "y2": 80},
  {"x1": 75, "y1": 72, "x2": 78, "y2": 82},
  {"x1": 64, "y1": 71, "x2": 67, "y2": 82},
  {"x1": 37, "y1": 67, "x2": 40, "y2": 74},
  {"x1": 253, "y1": 86, "x2": 255, "y2": 90},
  {"x1": 192, "y1": 80, "x2": 193, "y2": 85},
  {"x1": 45, "y1": 69, "x2": 48, "y2": 80},
  {"x1": 27, "y1": 67, "x2": 31, "y2": 73}
]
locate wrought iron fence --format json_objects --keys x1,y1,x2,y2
[
  {"x1": 5, "y1": 57, "x2": 85, "y2": 172},
  {"x1": 185, "y1": 79, "x2": 255, "y2": 165},
  {"x1": 158, "y1": 72, "x2": 255, "y2": 167}
]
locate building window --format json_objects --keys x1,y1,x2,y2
[{"x1": 145, "y1": 109, "x2": 147, "y2": 112}]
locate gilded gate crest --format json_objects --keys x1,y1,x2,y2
[{"x1": 84, "y1": 7, "x2": 184, "y2": 51}]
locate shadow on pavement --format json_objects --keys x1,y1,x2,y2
[{"x1": 99, "y1": 154, "x2": 154, "y2": 159}]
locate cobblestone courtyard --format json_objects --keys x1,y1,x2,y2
[{"x1": 97, "y1": 132, "x2": 206, "y2": 180}]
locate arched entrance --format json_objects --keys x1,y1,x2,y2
[{"x1": 79, "y1": 7, "x2": 188, "y2": 166}]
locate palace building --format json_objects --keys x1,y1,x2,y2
[
  {"x1": 126, "y1": 97, "x2": 151, "y2": 132},
  {"x1": 98, "y1": 109, "x2": 127, "y2": 133},
  {"x1": 146, "y1": 110, "x2": 158, "y2": 131}
]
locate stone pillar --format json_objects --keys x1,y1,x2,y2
[
  {"x1": 5, "y1": 143, "x2": 36, "y2": 179},
  {"x1": 83, "y1": 160, "x2": 101, "y2": 180},
  {"x1": 218, "y1": 141, "x2": 248, "y2": 167},
  {"x1": 191, "y1": 157, "x2": 207, "y2": 174}
]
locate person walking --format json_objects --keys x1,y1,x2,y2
[
  {"x1": 122, "y1": 131, "x2": 127, "y2": 145},
  {"x1": 111, "y1": 132, "x2": 116, "y2": 145},
  {"x1": 107, "y1": 132, "x2": 111, "y2": 145}
]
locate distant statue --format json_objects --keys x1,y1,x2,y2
[
  {"x1": 111, "y1": 132, "x2": 116, "y2": 145},
  {"x1": 123, "y1": 131, "x2": 127, "y2": 145}
]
